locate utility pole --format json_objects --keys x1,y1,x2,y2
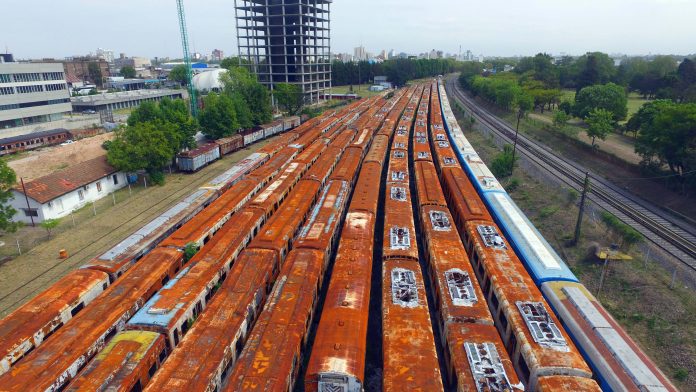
[{"x1": 571, "y1": 172, "x2": 591, "y2": 246}]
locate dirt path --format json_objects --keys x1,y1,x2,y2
[
  {"x1": 0, "y1": 140, "x2": 270, "y2": 317},
  {"x1": 8, "y1": 133, "x2": 114, "y2": 181}
]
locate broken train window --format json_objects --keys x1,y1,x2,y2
[
  {"x1": 391, "y1": 171, "x2": 406, "y2": 181},
  {"x1": 429, "y1": 210, "x2": 451, "y2": 231},
  {"x1": 391, "y1": 268, "x2": 418, "y2": 307},
  {"x1": 389, "y1": 226, "x2": 411, "y2": 249}
]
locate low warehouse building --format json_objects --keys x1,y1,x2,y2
[
  {"x1": 10, "y1": 156, "x2": 127, "y2": 223},
  {"x1": 71, "y1": 89, "x2": 184, "y2": 113}
]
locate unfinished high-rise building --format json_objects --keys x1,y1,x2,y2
[{"x1": 235, "y1": 0, "x2": 332, "y2": 105}]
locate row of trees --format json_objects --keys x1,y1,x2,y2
[{"x1": 332, "y1": 58, "x2": 464, "y2": 87}]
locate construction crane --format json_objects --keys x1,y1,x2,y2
[{"x1": 176, "y1": 0, "x2": 198, "y2": 117}]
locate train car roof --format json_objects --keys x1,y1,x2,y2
[{"x1": 485, "y1": 191, "x2": 578, "y2": 283}]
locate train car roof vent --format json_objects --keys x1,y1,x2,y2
[
  {"x1": 477, "y1": 225, "x2": 506, "y2": 249},
  {"x1": 389, "y1": 227, "x2": 411, "y2": 250},
  {"x1": 464, "y1": 342, "x2": 520, "y2": 392},
  {"x1": 417, "y1": 120, "x2": 425, "y2": 126},
  {"x1": 445, "y1": 268, "x2": 477, "y2": 306},
  {"x1": 398, "y1": 125, "x2": 407, "y2": 131},
  {"x1": 436, "y1": 134, "x2": 447, "y2": 141},
  {"x1": 429, "y1": 211, "x2": 452, "y2": 231},
  {"x1": 393, "y1": 151, "x2": 405, "y2": 159},
  {"x1": 390, "y1": 187, "x2": 407, "y2": 202},
  {"x1": 438, "y1": 141, "x2": 450, "y2": 148},
  {"x1": 482, "y1": 177, "x2": 498, "y2": 189},
  {"x1": 391, "y1": 171, "x2": 406, "y2": 182},
  {"x1": 516, "y1": 301, "x2": 568, "y2": 351},
  {"x1": 391, "y1": 268, "x2": 419, "y2": 307}
]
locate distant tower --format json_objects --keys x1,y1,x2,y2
[{"x1": 235, "y1": 0, "x2": 332, "y2": 105}]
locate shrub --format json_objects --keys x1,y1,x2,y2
[
  {"x1": 490, "y1": 144, "x2": 516, "y2": 178},
  {"x1": 184, "y1": 242, "x2": 199, "y2": 262}
]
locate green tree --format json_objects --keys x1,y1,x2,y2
[
  {"x1": 634, "y1": 101, "x2": 696, "y2": 186},
  {"x1": 553, "y1": 110, "x2": 571, "y2": 128},
  {"x1": 490, "y1": 145, "x2": 517, "y2": 178},
  {"x1": 198, "y1": 93, "x2": 240, "y2": 140},
  {"x1": 274, "y1": 83, "x2": 304, "y2": 114},
  {"x1": 573, "y1": 83, "x2": 628, "y2": 121},
  {"x1": 0, "y1": 159, "x2": 19, "y2": 233},
  {"x1": 107, "y1": 122, "x2": 179, "y2": 183},
  {"x1": 119, "y1": 66, "x2": 136, "y2": 78},
  {"x1": 40, "y1": 218, "x2": 60, "y2": 239},
  {"x1": 87, "y1": 62, "x2": 103, "y2": 88},
  {"x1": 585, "y1": 108, "x2": 614, "y2": 147},
  {"x1": 168, "y1": 65, "x2": 189, "y2": 85},
  {"x1": 128, "y1": 99, "x2": 197, "y2": 150},
  {"x1": 573, "y1": 52, "x2": 617, "y2": 92},
  {"x1": 220, "y1": 67, "x2": 272, "y2": 126}
]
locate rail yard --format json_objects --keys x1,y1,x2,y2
[{"x1": 0, "y1": 81, "x2": 679, "y2": 391}]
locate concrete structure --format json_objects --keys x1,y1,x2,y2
[
  {"x1": 96, "y1": 48, "x2": 115, "y2": 64},
  {"x1": 10, "y1": 156, "x2": 127, "y2": 223},
  {"x1": 354, "y1": 46, "x2": 367, "y2": 61},
  {"x1": 211, "y1": 49, "x2": 224, "y2": 62},
  {"x1": 105, "y1": 78, "x2": 163, "y2": 91},
  {"x1": 235, "y1": 0, "x2": 332, "y2": 105},
  {"x1": 0, "y1": 62, "x2": 72, "y2": 132},
  {"x1": 114, "y1": 55, "x2": 151, "y2": 70},
  {"x1": 71, "y1": 89, "x2": 184, "y2": 113}
]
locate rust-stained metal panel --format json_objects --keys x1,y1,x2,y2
[
  {"x1": 536, "y1": 375, "x2": 602, "y2": 391},
  {"x1": 382, "y1": 258, "x2": 443, "y2": 391},
  {"x1": 0, "y1": 247, "x2": 184, "y2": 392},
  {"x1": 441, "y1": 167, "x2": 494, "y2": 224},
  {"x1": 247, "y1": 162, "x2": 305, "y2": 218},
  {"x1": 329, "y1": 148, "x2": 362, "y2": 184},
  {"x1": 445, "y1": 324, "x2": 522, "y2": 392},
  {"x1": 246, "y1": 148, "x2": 299, "y2": 186},
  {"x1": 295, "y1": 180, "x2": 351, "y2": 259},
  {"x1": 463, "y1": 220, "x2": 591, "y2": 389},
  {"x1": 414, "y1": 161, "x2": 448, "y2": 208},
  {"x1": 144, "y1": 249, "x2": 276, "y2": 392},
  {"x1": 420, "y1": 206, "x2": 493, "y2": 332},
  {"x1": 303, "y1": 146, "x2": 343, "y2": 188},
  {"x1": 224, "y1": 249, "x2": 325, "y2": 392},
  {"x1": 66, "y1": 331, "x2": 166, "y2": 392},
  {"x1": 0, "y1": 269, "x2": 109, "y2": 375},
  {"x1": 127, "y1": 209, "x2": 265, "y2": 349},
  {"x1": 362, "y1": 134, "x2": 390, "y2": 166},
  {"x1": 348, "y1": 162, "x2": 382, "y2": 214},
  {"x1": 257, "y1": 133, "x2": 299, "y2": 157},
  {"x1": 161, "y1": 179, "x2": 262, "y2": 249}
]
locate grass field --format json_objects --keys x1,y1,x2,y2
[{"x1": 331, "y1": 84, "x2": 384, "y2": 98}]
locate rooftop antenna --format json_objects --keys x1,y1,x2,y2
[{"x1": 175, "y1": 0, "x2": 198, "y2": 117}]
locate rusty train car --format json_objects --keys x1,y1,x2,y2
[
  {"x1": 144, "y1": 136, "x2": 357, "y2": 392},
  {"x1": 409, "y1": 83, "x2": 521, "y2": 391},
  {"x1": 0, "y1": 102, "x2": 369, "y2": 391},
  {"x1": 432, "y1": 81, "x2": 599, "y2": 391},
  {"x1": 380, "y1": 85, "x2": 444, "y2": 391},
  {"x1": 66, "y1": 331, "x2": 166, "y2": 392},
  {"x1": 304, "y1": 89, "x2": 409, "y2": 392}
]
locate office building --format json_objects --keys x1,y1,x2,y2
[
  {"x1": 235, "y1": 0, "x2": 332, "y2": 104},
  {"x1": 0, "y1": 61, "x2": 72, "y2": 131}
]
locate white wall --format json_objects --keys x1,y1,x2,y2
[{"x1": 10, "y1": 172, "x2": 128, "y2": 223}]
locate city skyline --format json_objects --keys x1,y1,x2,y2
[{"x1": 3, "y1": 0, "x2": 696, "y2": 61}]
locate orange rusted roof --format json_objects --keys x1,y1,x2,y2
[
  {"x1": 16, "y1": 156, "x2": 118, "y2": 204},
  {"x1": 446, "y1": 323, "x2": 522, "y2": 392},
  {"x1": 382, "y1": 258, "x2": 443, "y2": 391},
  {"x1": 0, "y1": 247, "x2": 183, "y2": 391},
  {"x1": 441, "y1": 167, "x2": 494, "y2": 222},
  {"x1": 66, "y1": 330, "x2": 166, "y2": 392},
  {"x1": 295, "y1": 180, "x2": 351, "y2": 253},
  {"x1": 464, "y1": 220, "x2": 591, "y2": 386},
  {"x1": 0, "y1": 269, "x2": 109, "y2": 375},
  {"x1": 414, "y1": 161, "x2": 448, "y2": 208},
  {"x1": 161, "y1": 179, "x2": 260, "y2": 249},
  {"x1": 536, "y1": 375, "x2": 602, "y2": 391},
  {"x1": 225, "y1": 249, "x2": 324, "y2": 391},
  {"x1": 329, "y1": 147, "x2": 362, "y2": 183},
  {"x1": 144, "y1": 249, "x2": 276, "y2": 392}
]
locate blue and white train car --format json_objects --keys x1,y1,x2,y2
[{"x1": 437, "y1": 79, "x2": 678, "y2": 391}]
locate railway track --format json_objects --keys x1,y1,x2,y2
[{"x1": 444, "y1": 76, "x2": 696, "y2": 271}]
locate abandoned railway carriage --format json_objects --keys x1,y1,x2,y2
[{"x1": 437, "y1": 78, "x2": 674, "y2": 391}]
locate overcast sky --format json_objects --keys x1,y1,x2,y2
[{"x1": 3, "y1": 0, "x2": 695, "y2": 60}]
